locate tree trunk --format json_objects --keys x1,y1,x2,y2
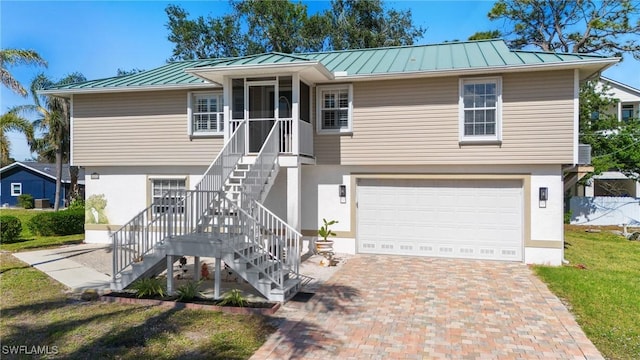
[
  {"x1": 54, "y1": 148, "x2": 63, "y2": 211},
  {"x1": 69, "y1": 165, "x2": 79, "y2": 204}
]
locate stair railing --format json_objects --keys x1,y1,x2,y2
[
  {"x1": 254, "y1": 202, "x2": 302, "y2": 277},
  {"x1": 241, "y1": 121, "x2": 280, "y2": 207},
  {"x1": 214, "y1": 191, "x2": 296, "y2": 289},
  {"x1": 195, "y1": 121, "x2": 246, "y2": 192},
  {"x1": 112, "y1": 121, "x2": 247, "y2": 284}
]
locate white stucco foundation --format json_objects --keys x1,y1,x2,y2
[
  {"x1": 85, "y1": 229, "x2": 113, "y2": 244},
  {"x1": 525, "y1": 247, "x2": 563, "y2": 266},
  {"x1": 84, "y1": 162, "x2": 565, "y2": 264}
]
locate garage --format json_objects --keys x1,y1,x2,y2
[{"x1": 356, "y1": 178, "x2": 523, "y2": 261}]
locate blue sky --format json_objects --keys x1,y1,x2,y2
[{"x1": 2, "y1": 0, "x2": 639, "y2": 161}]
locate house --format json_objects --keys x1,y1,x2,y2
[
  {"x1": 569, "y1": 77, "x2": 640, "y2": 225},
  {"x1": 0, "y1": 162, "x2": 85, "y2": 208},
  {"x1": 41, "y1": 39, "x2": 618, "y2": 300},
  {"x1": 577, "y1": 77, "x2": 640, "y2": 197}
]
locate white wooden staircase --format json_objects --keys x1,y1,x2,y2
[{"x1": 110, "y1": 121, "x2": 302, "y2": 302}]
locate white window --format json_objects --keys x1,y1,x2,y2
[
  {"x1": 151, "y1": 178, "x2": 186, "y2": 214},
  {"x1": 10, "y1": 183, "x2": 22, "y2": 196},
  {"x1": 317, "y1": 85, "x2": 353, "y2": 133},
  {"x1": 188, "y1": 92, "x2": 224, "y2": 135},
  {"x1": 459, "y1": 78, "x2": 502, "y2": 142}
]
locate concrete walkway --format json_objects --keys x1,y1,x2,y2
[
  {"x1": 12, "y1": 244, "x2": 112, "y2": 293},
  {"x1": 252, "y1": 255, "x2": 604, "y2": 360}
]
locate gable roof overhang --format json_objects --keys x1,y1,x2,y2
[
  {"x1": 0, "y1": 162, "x2": 83, "y2": 184},
  {"x1": 185, "y1": 61, "x2": 334, "y2": 85},
  {"x1": 600, "y1": 76, "x2": 640, "y2": 98},
  {"x1": 39, "y1": 82, "x2": 221, "y2": 98}
]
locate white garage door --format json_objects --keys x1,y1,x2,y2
[{"x1": 357, "y1": 179, "x2": 523, "y2": 261}]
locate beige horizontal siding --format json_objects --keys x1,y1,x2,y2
[
  {"x1": 73, "y1": 90, "x2": 223, "y2": 166},
  {"x1": 314, "y1": 70, "x2": 575, "y2": 165}
]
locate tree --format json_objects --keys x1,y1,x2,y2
[
  {"x1": 486, "y1": 0, "x2": 640, "y2": 58},
  {"x1": 165, "y1": 0, "x2": 425, "y2": 60},
  {"x1": 468, "y1": 30, "x2": 502, "y2": 41},
  {"x1": 0, "y1": 49, "x2": 47, "y2": 96},
  {"x1": 12, "y1": 72, "x2": 86, "y2": 210},
  {"x1": 234, "y1": 0, "x2": 325, "y2": 54},
  {"x1": 0, "y1": 111, "x2": 33, "y2": 166},
  {"x1": 166, "y1": 4, "x2": 244, "y2": 60},
  {"x1": 323, "y1": 0, "x2": 425, "y2": 50},
  {"x1": 116, "y1": 68, "x2": 145, "y2": 77}
]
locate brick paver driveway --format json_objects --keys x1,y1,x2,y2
[{"x1": 252, "y1": 255, "x2": 603, "y2": 360}]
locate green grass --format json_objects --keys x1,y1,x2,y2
[
  {"x1": 0, "y1": 253, "x2": 275, "y2": 359},
  {"x1": 534, "y1": 227, "x2": 640, "y2": 360},
  {"x1": 0, "y1": 209, "x2": 83, "y2": 252}
]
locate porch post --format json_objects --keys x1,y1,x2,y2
[
  {"x1": 166, "y1": 256, "x2": 174, "y2": 295},
  {"x1": 292, "y1": 74, "x2": 300, "y2": 155},
  {"x1": 223, "y1": 76, "x2": 232, "y2": 142},
  {"x1": 286, "y1": 166, "x2": 302, "y2": 231},
  {"x1": 193, "y1": 256, "x2": 200, "y2": 282},
  {"x1": 214, "y1": 257, "x2": 221, "y2": 299}
]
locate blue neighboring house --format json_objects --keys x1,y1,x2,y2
[{"x1": 0, "y1": 162, "x2": 85, "y2": 208}]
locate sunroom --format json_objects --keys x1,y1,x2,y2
[{"x1": 185, "y1": 53, "x2": 337, "y2": 160}]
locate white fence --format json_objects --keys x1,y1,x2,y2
[{"x1": 570, "y1": 196, "x2": 640, "y2": 226}]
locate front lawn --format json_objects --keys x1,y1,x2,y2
[
  {"x1": 0, "y1": 209, "x2": 83, "y2": 251},
  {"x1": 0, "y1": 253, "x2": 275, "y2": 359},
  {"x1": 534, "y1": 227, "x2": 640, "y2": 360}
]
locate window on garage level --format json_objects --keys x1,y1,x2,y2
[
  {"x1": 150, "y1": 178, "x2": 186, "y2": 214},
  {"x1": 459, "y1": 77, "x2": 502, "y2": 142}
]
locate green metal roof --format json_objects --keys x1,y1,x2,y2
[
  {"x1": 48, "y1": 59, "x2": 222, "y2": 91},
  {"x1": 44, "y1": 40, "x2": 616, "y2": 92},
  {"x1": 295, "y1": 40, "x2": 613, "y2": 75}
]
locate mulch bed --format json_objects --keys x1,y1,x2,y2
[{"x1": 100, "y1": 292, "x2": 281, "y2": 315}]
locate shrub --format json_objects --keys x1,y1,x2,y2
[
  {"x1": 219, "y1": 289, "x2": 246, "y2": 307},
  {"x1": 67, "y1": 198, "x2": 85, "y2": 211},
  {"x1": 0, "y1": 216, "x2": 22, "y2": 242},
  {"x1": 564, "y1": 210, "x2": 572, "y2": 224},
  {"x1": 176, "y1": 280, "x2": 202, "y2": 301},
  {"x1": 130, "y1": 278, "x2": 166, "y2": 298},
  {"x1": 17, "y1": 194, "x2": 34, "y2": 209},
  {"x1": 27, "y1": 209, "x2": 85, "y2": 236}
]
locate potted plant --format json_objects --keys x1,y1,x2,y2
[{"x1": 316, "y1": 218, "x2": 337, "y2": 256}]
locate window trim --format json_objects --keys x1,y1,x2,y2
[
  {"x1": 187, "y1": 91, "x2": 224, "y2": 137},
  {"x1": 10, "y1": 183, "x2": 22, "y2": 196},
  {"x1": 458, "y1": 77, "x2": 502, "y2": 143},
  {"x1": 621, "y1": 104, "x2": 635, "y2": 122},
  {"x1": 316, "y1": 84, "x2": 353, "y2": 134}
]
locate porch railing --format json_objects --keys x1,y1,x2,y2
[
  {"x1": 229, "y1": 118, "x2": 312, "y2": 156},
  {"x1": 279, "y1": 118, "x2": 293, "y2": 153},
  {"x1": 299, "y1": 120, "x2": 313, "y2": 156}
]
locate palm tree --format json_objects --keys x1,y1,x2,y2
[
  {"x1": 1, "y1": 49, "x2": 47, "y2": 97},
  {"x1": 0, "y1": 111, "x2": 34, "y2": 166},
  {"x1": 12, "y1": 72, "x2": 85, "y2": 210}
]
